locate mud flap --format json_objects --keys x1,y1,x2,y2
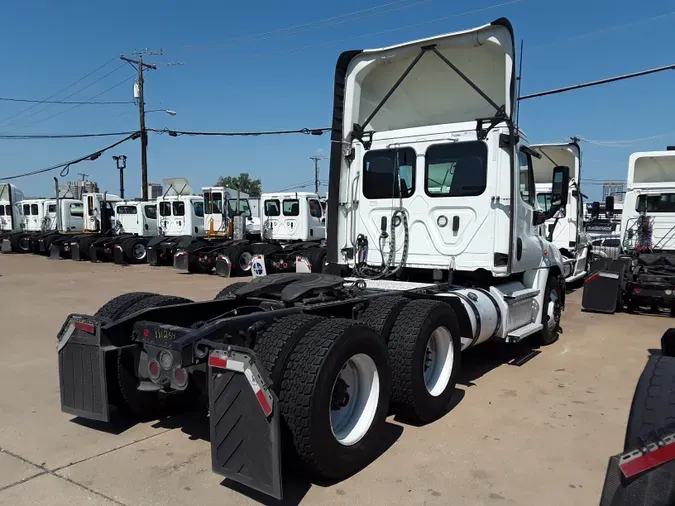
[
  {"x1": 90, "y1": 246, "x2": 100, "y2": 263},
  {"x1": 147, "y1": 247, "x2": 158, "y2": 265},
  {"x1": 57, "y1": 316, "x2": 110, "y2": 422},
  {"x1": 250, "y1": 255, "x2": 267, "y2": 278},
  {"x1": 215, "y1": 255, "x2": 232, "y2": 277},
  {"x1": 173, "y1": 251, "x2": 189, "y2": 272},
  {"x1": 113, "y1": 245, "x2": 127, "y2": 265},
  {"x1": 208, "y1": 348, "x2": 282, "y2": 500},
  {"x1": 1, "y1": 239, "x2": 12, "y2": 253},
  {"x1": 49, "y1": 244, "x2": 62, "y2": 260},
  {"x1": 71, "y1": 242, "x2": 82, "y2": 261}
]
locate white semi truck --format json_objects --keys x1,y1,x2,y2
[
  {"x1": 146, "y1": 178, "x2": 206, "y2": 266},
  {"x1": 533, "y1": 142, "x2": 591, "y2": 283},
  {"x1": 55, "y1": 18, "x2": 569, "y2": 501},
  {"x1": 0, "y1": 184, "x2": 24, "y2": 240}
]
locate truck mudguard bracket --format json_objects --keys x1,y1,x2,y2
[{"x1": 208, "y1": 348, "x2": 282, "y2": 500}]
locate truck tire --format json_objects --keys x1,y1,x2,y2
[
  {"x1": 252, "y1": 314, "x2": 323, "y2": 389},
  {"x1": 115, "y1": 295, "x2": 194, "y2": 418},
  {"x1": 213, "y1": 282, "x2": 249, "y2": 299},
  {"x1": 599, "y1": 356, "x2": 675, "y2": 505},
  {"x1": 279, "y1": 318, "x2": 391, "y2": 481},
  {"x1": 534, "y1": 275, "x2": 562, "y2": 346},
  {"x1": 10, "y1": 233, "x2": 30, "y2": 253},
  {"x1": 306, "y1": 247, "x2": 328, "y2": 273},
  {"x1": 94, "y1": 292, "x2": 157, "y2": 320},
  {"x1": 359, "y1": 295, "x2": 410, "y2": 342},
  {"x1": 122, "y1": 238, "x2": 148, "y2": 264},
  {"x1": 78, "y1": 236, "x2": 98, "y2": 260},
  {"x1": 226, "y1": 242, "x2": 254, "y2": 277},
  {"x1": 388, "y1": 299, "x2": 462, "y2": 423}
]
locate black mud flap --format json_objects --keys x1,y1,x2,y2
[
  {"x1": 90, "y1": 246, "x2": 100, "y2": 263},
  {"x1": 1, "y1": 238, "x2": 12, "y2": 253},
  {"x1": 113, "y1": 245, "x2": 127, "y2": 265},
  {"x1": 49, "y1": 244, "x2": 62, "y2": 260},
  {"x1": 215, "y1": 255, "x2": 232, "y2": 277},
  {"x1": 57, "y1": 316, "x2": 110, "y2": 422},
  {"x1": 39, "y1": 239, "x2": 47, "y2": 254},
  {"x1": 147, "y1": 247, "x2": 158, "y2": 265},
  {"x1": 208, "y1": 348, "x2": 282, "y2": 500},
  {"x1": 71, "y1": 242, "x2": 82, "y2": 261},
  {"x1": 173, "y1": 251, "x2": 189, "y2": 272}
]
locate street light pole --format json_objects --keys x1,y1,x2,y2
[
  {"x1": 112, "y1": 155, "x2": 127, "y2": 199},
  {"x1": 120, "y1": 55, "x2": 156, "y2": 201}
]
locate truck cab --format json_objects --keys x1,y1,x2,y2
[
  {"x1": 532, "y1": 142, "x2": 590, "y2": 282},
  {"x1": 327, "y1": 18, "x2": 568, "y2": 341},
  {"x1": 157, "y1": 195, "x2": 204, "y2": 237},
  {"x1": 622, "y1": 149, "x2": 675, "y2": 251},
  {"x1": 114, "y1": 201, "x2": 158, "y2": 236},
  {"x1": 82, "y1": 193, "x2": 122, "y2": 233},
  {"x1": 261, "y1": 192, "x2": 326, "y2": 242},
  {"x1": 0, "y1": 184, "x2": 24, "y2": 236}
]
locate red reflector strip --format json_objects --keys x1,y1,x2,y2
[
  {"x1": 255, "y1": 388, "x2": 273, "y2": 417},
  {"x1": 585, "y1": 273, "x2": 600, "y2": 284},
  {"x1": 74, "y1": 321, "x2": 95, "y2": 334},
  {"x1": 208, "y1": 356, "x2": 227, "y2": 369},
  {"x1": 621, "y1": 443, "x2": 675, "y2": 478}
]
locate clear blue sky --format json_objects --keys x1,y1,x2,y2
[{"x1": 0, "y1": 0, "x2": 673, "y2": 200}]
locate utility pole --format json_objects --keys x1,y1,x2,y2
[
  {"x1": 120, "y1": 54, "x2": 157, "y2": 201},
  {"x1": 112, "y1": 155, "x2": 127, "y2": 199},
  {"x1": 309, "y1": 154, "x2": 328, "y2": 193},
  {"x1": 77, "y1": 172, "x2": 89, "y2": 181}
]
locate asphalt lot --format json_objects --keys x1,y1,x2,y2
[{"x1": 0, "y1": 254, "x2": 671, "y2": 505}]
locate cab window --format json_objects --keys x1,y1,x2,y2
[
  {"x1": 144, "y1": 205, "x2": 157, "y2": 220},
  {"x1": 518, "y1": 150, "x2": 535, "y2": 206},
  {"x1": 363, "y1": 148, "x2": 415, "y2": 199},
  {"x1": 193, "y1": 201, "x2": 204, "y2": 218},
  {"x1": 173, "y1": 202, "x2": 185, "y2": 217},
  {"x1": 48, "y1": 204, "x2": 57, "y2": 213},
  {"x1": 0, "y1": 206, "x2": 4, "y2": 216},
  {"x1": 23, "y1": 204, "x2": 30, "y2": 215},
  {"x1": 265, "y1": 199, "x2": 280, "y2": 217},
  {"x1": 159, "y1": 202, "x2": 171, "y2": 216},
  {"x1": 283, "y1": 199, "x2": 300, "y2": 217},
  {"x1": 204, "y1": 192, "x2": 223, "y2": 214},
  {"x1": 425, "y1": 141, "x2": 487, "y2": 197},
  {"x1": 70, "y1": 203, "x2": 83, "y2": 217},
  {"x1": 5, "y1": 205, "x2": 10, "y2": 215},
  {"x1": 31, "y1": 204, "x2": 39, "y2": 215},
  {"x1": 116, "y1": 206, "x2": 138, "y2": 214},
  {"x1": 309, "y1": 199, "x2": 322, "y2": 218}
]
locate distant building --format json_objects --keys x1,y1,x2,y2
[
  {"x1": 58, "y1": 180, "x2": 98, "y2": 200},
  {"x1": 147, "y1": 183, "x2": 163, "y2": 199},
  {"x1": 602, "y1": 181, "x2": 625, "y2": 204}
]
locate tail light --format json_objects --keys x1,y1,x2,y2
[
  {"x1": 173, "y1": 368, "x2": 188, "y2": 388},
  {"x1": 148, "y1": 360, "x2": 161, "y2": 380}
]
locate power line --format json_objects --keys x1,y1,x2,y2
[
  {"x1": 0, "y1": 97, "x2": 132, "y2": 105},
  {"x1": 0, "y1": 132, "x2": 140, "y2": 182},
  {"x1": 0, "y1": 56, "x2": 119, "y2": 125},
  {"x1": 179, "y1": 0, "x2": 523, "y2": 65},
  {"x1": 10, "y1": 75, "x2": 135, "y2": 132},
  {"x1": 0, "y1": 130, "x2": 137, "y2": 140},
  {"x1": 153, "y1": 127, "x2": 330, "y2": 137},
  {"x1": 519, "y1": 63, "x2": 675, "y2": 100},
  {"x1": 176, "y1": 0, "x2": 430, "y2": 52},
  {"x1": 530, "y1": 10, "x2": 675, "y2": 50}
]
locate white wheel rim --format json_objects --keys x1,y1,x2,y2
[
  {"x1": 423, "y1": 326, "x2": 454, "y2": 397},
  {"x1": 547, "y1": 289, "x2": 560, "y2": 331},
  {"x1": 240, "y1": 251, "x2": 253, "y2": 271},
  {"x1": 329, "y1": 353, "x2": 380, "y2": 446},
  {"x1": 133, "y1": 244, "x2": 147, "y2": 260}
]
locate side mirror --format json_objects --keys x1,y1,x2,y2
[
  {"x1": 591, "y1": 201, "x2": 600, "y2": 219},
  {"x1": 605, "y1": 195, "x2": 615, "y2": 214},
  {"x1": 533, "y1": 166, "x2": 570, "y2": 227}
]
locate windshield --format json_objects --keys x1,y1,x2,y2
[
  {"x1": 203, "y1": 191, "x2": 223, "y2": 214},
  {"x1": 228, "y1": 199, "x2": 251, "y2": 218},
  {"x1": 116, "y1": 206, "x2": 138, "y2": 214},
  {"x1": 537, "y1": 193, "x2": 552, "y2": 212}
]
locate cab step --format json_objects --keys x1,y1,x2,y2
[{"x1": 506, "y1": 322, "x2": 543, "y2": 342}]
